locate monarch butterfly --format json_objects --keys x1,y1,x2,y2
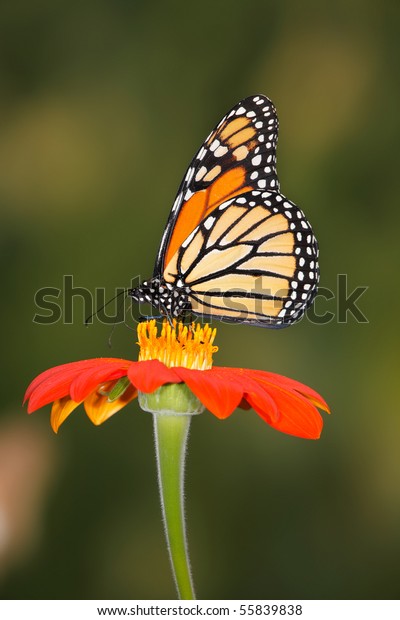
[{"x1": 129, "y1": 95, "x2": 319, "y2": 327}]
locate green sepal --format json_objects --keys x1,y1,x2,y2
[
  {"x1": 107, "y1": 377, "x2": 131, "y2": 402},
  {"x1": 138, "y1": 383, "x2": 205, "y2": 416}
]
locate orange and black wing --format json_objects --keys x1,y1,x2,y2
[
  {"x1": 163, "y1": 190, "x2": 319, "y2": 327},
  {"x1": 154, "y1": 95, "x2": 280, "y2": 277}
]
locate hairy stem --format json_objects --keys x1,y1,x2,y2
[{"x1": 153, "y1": 413, "x2": 195, "y2": 600}]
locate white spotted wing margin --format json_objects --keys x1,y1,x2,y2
[
  {"x1": 163, "y1": 191, "x2": 319, "y2": 327},
  {"x1": 153, "y1": 94, "x2": 280, "y2": 278}
]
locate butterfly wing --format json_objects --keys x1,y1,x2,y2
[
  {"x1": 163, "y1": 190, "x2": 319, "y2": 327},
  {"x1": 154, "y1": 95, "x2": 280, "y2": 277}
]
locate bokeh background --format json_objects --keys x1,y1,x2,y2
[{"x1": 1, "y1": 0, "x2": 399, "y2": 600}]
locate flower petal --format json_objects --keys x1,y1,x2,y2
[
  {"x1": 246, "y1": 369, "x2": 330, "y2": 413},
  {"x1": 174, "y1": 367, "x2": 244, "y2": 419},
  {"x1": 127, "y1": 360, "x2": 181, "y2": 392},
  {"x1": 212, "y1": 368, "x2": 280, "y2": 423},
  {"x1": 259, "y1": 383, "x2": 323, "y2": 439},
  {"x1": 84, "y1": 382, "x2": 137, "y2": 426},
  {"x1": 51, "y1": 397, "x2": 81, "y2": 433},
  {"x1": 24, "y1": 360, "x2": 103, "y2": 404},
  {"x1": 25, "y1": 358, "x2": 132, "y2": 413},
  {"x1": 70, "y1": 361, "x2": 131, "y2": 402}
]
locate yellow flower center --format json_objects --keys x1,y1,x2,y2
[{"x1": 137, "y1": 319, "x2": 218, "y2": 370}]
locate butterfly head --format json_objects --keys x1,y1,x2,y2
[{"x1": 129, "y1": 277, "x2": 192, "y2": 321}]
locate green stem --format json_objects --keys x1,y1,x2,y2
[{"x1": 153, "y1": 413, "x2": 195, "y2": 600}]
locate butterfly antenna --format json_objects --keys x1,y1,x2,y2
[{"x1": 85, "y1": 289, "x2": 127, "y2": 326}]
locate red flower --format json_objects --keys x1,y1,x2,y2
[{"x1": 24, "y1": 356, "x2": 329, "y2": 439}]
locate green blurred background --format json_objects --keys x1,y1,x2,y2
[{"x1": 1, "y1": 0, "x2": 399, "y2": 600}]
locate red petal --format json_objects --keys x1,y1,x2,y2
[
  {"x1": 127, "y1": 360, "x2": 181, "y2": 392},
  {"x1": 24, "y1": 359, "x2": 104, "y2": 402},
  {"x1": 246, "y1": 369, "x2": 330, "y2": 413},
  {"x1": 26, "y1": 358, "x2": 132, "y2": 413},
  {"x1": 196, "y1": 367, "x2": 278, "y2": 422},
  {"x1": 174, "y1": 367, "x2": 244, "y2": 419},
  {"x1": 209, "y1": 367, "x2": 326, "y2": 439},
  {"x1": 258, "y1": 383, "x2": 323, "y2": 439},
  {"x1": 70, "y1": 361, "x2": 131, "y2": 402}
]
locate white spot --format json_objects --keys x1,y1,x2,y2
[
  {"x1": 268, "y1": 118, "x2": 274, "y2": 125},
  {"x1": 298, "y1": 271, "x2": 304, "y2": 281},
  {"x1": 257, "y1": 179, "x2": 267, "y2": 188},
  {"x1": 246, "y1": 111, "x2": 256, "y2": 118},
  {"x1": 184, "y1": 189, "x2": 194, "y2": 201},
  {"x1": 285, "y1": 210, "x2": 292, "y2": 219},
  {"x1": 171, "y1": 195, "x2": 181, "y2": 211},
  {"x1": 264, "y1": 166, "x2": 271, "y2": 173},
  {"x1": 185, "y1": 167, "x2": 195, "y2": 183},
  {"x1": 285, "y1": 300, "x2": 293, "y2": 308},
  {"x1": 290, "y1": 223, "x2": 296, "y2": 230},
  {"x1": 306, "y1": 247, "x2": 312, "y2": 255},
  {"x1": 275, "y1": 194, "x2": 283, "y2": 202},
  {"x1": 278, "y1": 309, "x2": 287, "y2": 317},
  {"x1": 249, "y1": 201, "x2": 256, "y2": 207},
  {"x1": 297, "y1": 232, "x2": 302, "y2": 241},
  {"x1": 267, "y1": 155, "x2": 273, "y2": 163},
  {"x1": 310, "y1": 271, "x2": 315, "y2": 279},
  {"x1": 261, "y1": 191, "x2": 271, "y2": 198},
  {"x1": 204, "y1": 216, "x2": 215, "y2": 230},
  {"x1": 255, "y1": 121, "x2": 263, "y2": 129},
  {"x1": 262, "y1": 106, "x2": 271, "y2": 112},
  {"x1": 307, "y1": 234, "x2": 312, "y2": 243},
  {"x1": 198, "y1": 147, "x2": 207, "y2": 160},
  {"x1": 236, "y1": 106, "x2": 246, "y2": 115},
  {"x1": 304, "y1": 284, "x2": 311, "y2": 290},
  {"x1": 214, "y1": 145, "x2": 228, "y2": 157},
  {"x1": 266, "y1": 142, "x2": 272, "y2": 149},
  {"x1": 250, "y1": 171, "x2": 259, "y2": 180},
  {"x1": 182, "y1": 229, "x2": 197, "y2": 248},
  {"x1": 210, "y1": 139, "x2": 220, "y2": 152},
  {"x1": 253, "y1": 96, "x2": 260, "y2": 102},
  {"x1": 236, "y1": 197, "x2": 247, "y2": 204},
  {"x1": 228, "y1": 110, "x2": 235, "y2": 118},
  {"x1": 257, "y1": 99, "x2": 265, "y2": 105},
  {"x1": 295, "y1": 247, "x2": 301, "y2": 255},
  {"x1": 301, "y1": 220, "x2": 309, "y2": 229},
  {"x1": 284, "y1": 201, "x2": 292, "y2": 208},
  {"x1": 301, "y1": 293, "x2": 308, "y2": 300},
  {"x1": 258, "y1": 135, "x2": 265, "y2": 142},
  {"x1": 195, "y1": 166, "x2": 207, "y2": 182},
  {"x1": 252, "y1": 154, "x2": 262, "y2": 166},
  {"x1": 270, "y1": 179, "x2": 276, "y2": 187},
  {"x1": 299, "y1": 257, "x2": 305, "y2": 267},
  {"x1": 291, "y1": 291, "x2": 297, "y2": 300},
  {"x1": 219, "y1": 199, "x2": 235, "y2": 210},
  {"x1": 265, "y1": 200, "x2": 271, "y2": 206}
]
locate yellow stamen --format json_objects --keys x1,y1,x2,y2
[{"x1": 137, "y1": 319, "x2": 218, "y2": 370}]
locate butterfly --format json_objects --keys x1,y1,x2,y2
[{"x1": 129, "y1": 95, "x2": 319, "y2": 328}]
